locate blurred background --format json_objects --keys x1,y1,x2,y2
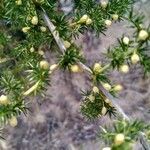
[{"x1": 1, "y1": 0, "x2": 150, "y2": 150}]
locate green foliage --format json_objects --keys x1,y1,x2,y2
[
  {"x1": 59, "y1": 47, "x2": 84, "y2": 70},
  {"x1": 81, "y1": 89, "x2": 116, "y2": 120},
  {"x1": 0, "y1": 71, "x2": 23, "y2": 95},
  {"x1": 141, "y1": 55, "x2": 150, "y2": 74},
  {"x1": 0, "y1": 100, "x2": 28, "y2": 126},
  {"x1": 0, "y1": 1, "x2": 150, "y2": 147},
  {"x1": 106, "y1": 23, "x2": 150, "y2": 73},
  {"x1": 99, "y1": 119, "x2": 150, "y2": 149},
  {"x1": 74, "y1": 0, "x2": 133, "y2": 35},
  {"x1": 91, "y1": 66, "x2": 110, "y2": 84}
]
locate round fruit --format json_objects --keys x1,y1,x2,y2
[
  {"x1": 114, "y1": 133, "x2": 125, "y2": 145},
  {"x1": 105, "y1": 20, "x2": 112, "y2": 27},
  {"x1": 40, "y1": 60, "x2": 49, "y2": 70},
  {"x1": 138, "y1": 30, "x2": 149, "y2": 41},
  {"x1": 0, "y1": 95, "x2": 9, "y2": 105},
  {"x1": 120, "y1": 64, "x2": 129, "y2": 73},
  {"x1": 9, "y1": 116, "x2": 18, "y2": 127},
  {"x1": 92, "y1": 86, "x2": 99, "y2": 93},
  {"x1": 131, "y1": 53, "x2": 140, "y2": 64},
  {"x1": 123, "y1": 36, "x2": 130, "y2": 45},
  {"x1": 31, "y1": 16, "x2": 38, "y2": 25}
]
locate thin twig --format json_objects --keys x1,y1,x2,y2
[{"x1": 42, "y1": 10, "x2": 130, "y2": 120}]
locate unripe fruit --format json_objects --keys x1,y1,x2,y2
[
  {"x1": 112, "y1": 14, "x2": 119, "y2": 21},
  {"x1": 88, "y1": 95, "x2": 95, "y2": 102},
  {"x1": 101, "y1": 106, "x2": 107, "y2": 115},
  {"x1": 27, "y1": 16, "x2": 31, "y2": 21},
  {"x1": 22, "y1": 27, "x2": 30, "y2": 33},
  {"x1": 9, "y1": 116, "x2": 18, "y2": 127},
  {"x1": 105, "y1": 20, "x2": 112, "y2": 27},
  {"x1": 131, "y1": 53, "x2": 140, "y2": 64},
  {"x1": 40, "y1": 60, "x2": 49, "y2": 70},
  {"x1": 50, "y1": 64, "x2": 58, "y2": 71},
  {"x1": 38, "y1": 50, "x2": 44, "y2": 55},
  {"x1": 15, "y1": 0, "x2": 22, "y2": 5},
  {"x1": 100, "y1": 1, "x2": 108, "y2": 9},
  {"x1": 113, "y1": 84, "x2": 123, "y2": 92},
  {"x1": 102, "y1": 83, "x2": 111, "y2": 91},
  {"x1": 114, "y1": 133, "x2": 125, "y2": 145},
  {"x1": 30, "y1": 47, "x2": 35, "y2": 52},
  {"x1": 93, "y1": 63, "x2": 101, "y2": 73},
  {"x1": 102, "y1": 147, "x2": 111, "y2": 150},
  {"x1": 105, "y1": 98, "x2": 112, "y2": 106},
  {"x1": 92, "y1": 86, "x2": 99, "y2": 93},
  {"x1": 0, "y1": 95, "x2": 9, "y2": 105},
  {"x1": 123, "y1": 36, "x2": 130, "y2": 45},
  {"x1": 40, "y1": 26, "x2": 46, "y2": 32},
  {"x1": 120, "y1": 64, "x2": 129, "y2": 73},
  {"x1": 138, "y1": 30, "x2": 149, "y2": 41},
  {"x1": 70, "y1": 65, "x2": 80, "y2": 73},
  {"x1": 64, "y1": 41, "x2": 71, "y2": 49},
  {"x1": 31, "y1": 16, "x2": 38, "y2": 25},
  {"x1": 79, "y1": 15, "x2": 89, "y2": 23},
  {"x1": 105, "y1": 98, "x2": 110, "y2": 103},
  {"x1": 86, "y1": 18, "x2": 92, "y2": 25}
]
